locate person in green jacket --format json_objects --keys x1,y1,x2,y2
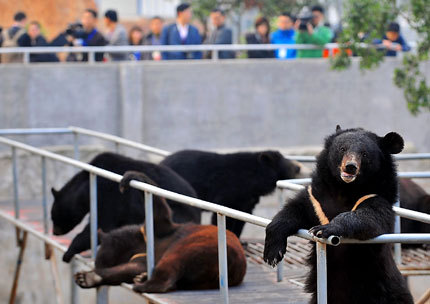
[{"x1": 295, "y1": 5, "x2": 333, "y2": 58}]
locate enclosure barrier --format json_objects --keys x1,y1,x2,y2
[
  {"x1": 0, "y1": 129, "x2": 429, "y2": 304},
  {"x1": 0, "y1": 42, "x2": 410, "y2": 64}
]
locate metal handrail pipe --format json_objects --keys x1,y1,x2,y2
[
  {"x1": 277, "y1": 172, "x2": 430, "y2": 189},
  {"x1": 283, "y1": 155, "x2": 317, "y2": 162},
  {"x1": 393, "y1": 206, "x2": 430, "y2": 224},
  {"x1": 281, "y1": 153, "x2": 430, "y2": 163},
  {"x1": 339, "y1": 233, "x2": 430, "y2": 244},
  {"x1": 396, "y1": 153, "x2": 430, "y2": 160},
  {"x1": 0, "y1": 43, "x2": 338, "y2": 55},
  {"x1": 277, "y1": 180, "x2": 308, "y2": 189},
  {"x1": 68, "y1": 126, "x2": 170, "y2": 157},
  {"x1": 0, "y1": 128, "x2": 72, "y2": 135},
  {"x1": 398, "y1": 172, "x2": 430, "y2": 178}
]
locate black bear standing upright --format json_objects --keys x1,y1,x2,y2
[
  {"x1": 51, "y1": 152, "x2": 201, "y2": 262},
  {"x1": 161, "y1": 150, "x2": 301, "y2": 237},
  {"x1": 264, "y1": 127, "x2": 413, "y2": 304}
]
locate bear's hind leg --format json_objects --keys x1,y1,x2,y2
[
  {"x1": 75, "y1": 271, "x2": 102, "y2": 288},
  {"x1": 133, "y1": 266, "x2": 177, "y2": 293},
  {"x1": 75, "y1": 262, "x2": 146, "y2": 288}
]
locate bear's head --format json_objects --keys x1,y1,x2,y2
[
  {"x1": 50, "y1": 171, "x2": 90, "y2": 235},
  {"x1": 259, "y1": 151, "x2": 301, "y2": 181},
  {"x1": 319, "y1": 125, "x2": 404, "y2": 185}
]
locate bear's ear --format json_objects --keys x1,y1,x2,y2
[
  {"x1": 380, "y1": 132, "x2": 404, "y2": 154},
  {"x1": 336, "y1": 125, "x2": 342, "y2": 133},
  {"x1": 259, "y1": 151, "x2": 279, "y2": 167},
  {"x1": 51, "y1": 187, "x2": 59, "y2": 198}
]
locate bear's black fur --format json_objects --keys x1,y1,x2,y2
[
  {"x1": 51, "y1": 152, "x2": 201, "y2": 262},
  {"x1": 74, "y1": 171, "x2": 247, "y2": 292},
  {"x1": 161, "y1": 150, "x2": 301, "y2": 237},
  {"x1": 264, "y1": 127, "x2": 413, "y2": 304},
  {"x1": 399, "y1": 179, "x2": 430, "y2": 243}
]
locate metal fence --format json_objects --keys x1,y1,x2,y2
[
  {"x1": 0, "y1": 42, "x2": 410, "y2": 64},
  {"x1": 0, "y1": 128, "x2": 429, "y2": 304}
]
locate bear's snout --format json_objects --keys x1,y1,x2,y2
[
  {"x1": 345, "y1": 162, "x2": 358, "y2": 174},
  {"x1": 340, "y1": 153, "x2": 361, "y2": 183}
]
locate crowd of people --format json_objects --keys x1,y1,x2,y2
[{"x1": 0, "y1": 3, "x2": 411, "y2": 63}]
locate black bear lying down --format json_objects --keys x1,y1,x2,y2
[
  {"x1": 264, "y1": 126, "x2": 413, "y2": 304},
  {"x1": 51, "y1": 152, "x2": 201, "y2": 263},
  {"x1": 161, "y1": 150, "x2": 301, "y2": 237},
  {"x1": 399, "y1": 179, "x2": 430, "y2": 241},
  {"x1": 75, "y1": 171, "x2": 247, "y2": 292}
]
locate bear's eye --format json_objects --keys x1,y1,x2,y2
[
  {"x1": 362, "y1": 152, "x2": 368, "y2": 157},
  {"x1": 340, "y1": 147, "x2": 346, "y2": 152}
]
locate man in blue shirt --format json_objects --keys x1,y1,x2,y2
[
  {"x1": 160, "y1": 3, "x2": 202, "y2": 60},
  {"x1": 271, "y1": 13, "x2": 296, "y2": 59},
  {"x1": 379, "y1": 22, "x2": 411, "y2": 57}
]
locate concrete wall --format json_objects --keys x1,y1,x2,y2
[{"x1": 1, "y1": 59, "x2": 429, "y2": 153}]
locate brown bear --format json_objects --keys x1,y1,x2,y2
[{"x1": 74, "y1": 171, "x2": 247, "y2": 293}]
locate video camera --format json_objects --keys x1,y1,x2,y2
[
  {"x1": 65, "y1": 22, "x2": 85, "y2": 39},
  {"x1": 297, "y1": 6, "x2": 313, "y2": 31}
]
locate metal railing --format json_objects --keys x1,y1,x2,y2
[
  {"x1": 0, "y1": 42, "x2": 413, "y2": 64},
  {"x1": 0, "y1": 43, "x2": 338, "y2": 64},
  {"x1": 0, "y1": 134, "x2": 320, "y2": 304},
  {"x1": 0, "y1": 128, "x2": 430, "y2": 304}
]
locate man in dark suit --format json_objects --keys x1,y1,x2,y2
[
  {"x1": 204, "y1": 8, "x2": 235, "y2": 59},
  {"x1": 160, "y1": 3, "x2": 202, "y2": 60}
]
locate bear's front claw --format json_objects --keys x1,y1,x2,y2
[
  {"x1": 263, "y1": 242, "x2": 286, "y2": 267},
  {"x1": 309, "y1": 224, "x2": 341, "y2": 239}
]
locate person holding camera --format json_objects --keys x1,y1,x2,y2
[
  {"x1": 295, "y1": 5, "x2": 333, "y2": 58},
  {"x1": 66, "y1": 9, "x2": 107, "y2": 62}
]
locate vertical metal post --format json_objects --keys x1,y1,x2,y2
[
  {"x1": 23, "y1": 52, "x2": 30, "y2": 64},
  {"x1": 90, "y1": 173, "x2": 109, "y2": 303},
  {"x1": 316, "y1": 242, "x2": 328, "y2": 304},
  {"x1": 217, "y1": 213, "x2": 229, "y2": 304},
  {"x1": 276, "y1": 189, "x2": 284, "y2": 282},
  {"x1": 71, "y1": 132, "x2": 80, "y2": 304},
  {"x1": 73, "y1": 132, "x2": 80, "y2": 161},
  {"x1": 41, "y1": 157, "x2": 48, "y2": 234},
  {"x1": 12, "y1": 147, "x2": 19, "y2": 219},
  {"x1": 70, "y1": 260, "x2": 79, "y2": 304},
  {"x1": 96, "y1": 287, "x2": 109, "y2": 304},
  {"x1": 145, "y1": 192, "x2": 155, "y2": 279},
  {"x1": 89, "y1": 173, "x2": 98, "y2": 259},
  {"x1": 88, "y1": 52, "x2": 95, "y2": 64},
  {"x1": 394, "y1": 200, "x2": 402, "y2": 264},
  {"x1": 212, "y1": 49, "x2": 219, "y2": 61},
  {"x1": 8, "y1": 231, "x2": 28, "y2": 304}
]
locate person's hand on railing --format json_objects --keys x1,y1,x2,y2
[{"x1": 383, "y1": 39, "x2": 402, "y2": 51}]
